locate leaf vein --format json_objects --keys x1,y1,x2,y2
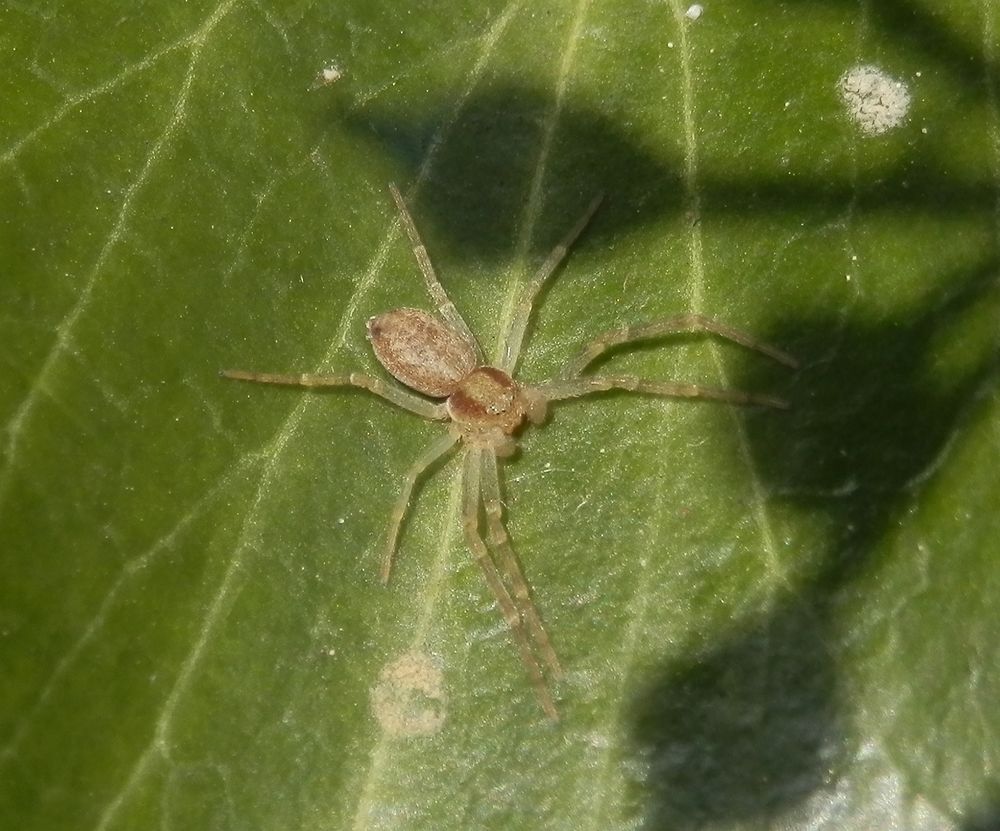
[
  {"x1": 0, "y1": 449, "x2": 265, "y2": 768},
  {"x1": 667, "y1": 0, "x2": 788, "y2": 588},
  {"x1": 494, "y1": 0, "x2": 593, "y2": 365},
  {"x1": 0, "y1": 0, "x2": 244, "y2": 512}
]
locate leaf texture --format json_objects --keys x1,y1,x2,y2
[{"x1": 2, "y1": 1, "x2": 999, "y2": 829}]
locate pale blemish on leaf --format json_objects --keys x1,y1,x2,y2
[
  {"x1": 312, "y1": 63, "x2": 343, "y2": 89},
  {"x1": 838, "y1": 65, "x2": 911, "y2": 136},
  {"x1": 372, "y1": 652, "x2": 447, "y2": 737}
]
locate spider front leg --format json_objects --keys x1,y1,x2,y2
[
  {"x1": 560, "y1": 313, "x2": 799, "y2": 378},
  {"x1": 500, "y1": 194, "x2": 604, "y2": 372},
  {"x1": 480, "y1": 450, "x2": 562, "y2": 676},
  {"x1": 536, "y1": 376, "x2": 791, "y2": 409},
  {"x1": 462, "y1": 448, "x2": 558, "y2": 720},
  {"x1": 221, "y1": 369, "x2": 450, "y2": 421},
  {"x1": 389, "y1": 183, "x2": 481, "y2": 357}
]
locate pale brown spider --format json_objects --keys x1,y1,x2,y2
[{"x1": 223, "y1": 184, "x2": 797, "y2": 720}]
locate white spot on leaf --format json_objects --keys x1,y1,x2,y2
[
  {"x1": 685, "y1": 4, "x2": 703, "y2": 20},
  {"x1": 839, "y1": 65, "x2": 911, "y2": 135},
  {"x1": 312, "y1": 64, "x2": 343, "y2": 89},
  {"x1": 372, "y1": 652, "x2": 446, "y2": 737}
]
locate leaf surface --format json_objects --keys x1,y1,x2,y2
[{"x1": 2, "y1": 1, "x2": 998, "y2": 829}]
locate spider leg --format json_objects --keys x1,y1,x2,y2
[
  {"x1": 561, "y1": 313, "x2": 799, "y2": 378},
  {"x1": 536, "y1": 376, "x2": 790, "y2": 409},
  {"x1": 500, "y1": 194, "x2": 604, "y2": 373},
  {"x1": 221, "y1": 369, "x2": 449, "y2": 421},
  {"x1": 480, "y1": 450, "x2": 562, "y2": 677},
  {"x1": 388, "y1": 183, "x2": 481, "y2": 358},
  {"x1": 462, "y1": 448, "x2": 558, "y2": 720},
  {"x1": 380, "y1": 432, "x2": 460, "y2": 584}
]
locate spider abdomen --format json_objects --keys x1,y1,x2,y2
[{"x1": 367, "y1": 308, "x2": 477, "y2": 397}]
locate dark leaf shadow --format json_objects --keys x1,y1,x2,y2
[
  {"x1": 630, "y1": 593, "x2": 839, "y2": 829},
  {"x1": 337, "y1": 80, "x2": 994, "y2": 280},
  {"x1": 961, "y1": 783, "x2": 1000, "y2": 831},
  {"x1": 342, "y1": 83, "x2": 682, "y2": 262},
  {"x1": 775, "y1": 0, "x2": 998, "y2": 99},
  {"x1": 335, "y1": 64, "x2": 1000, "y2": 825},
  {"x1": 627, "y1": 258, "x2": 999, "y2": 828}
]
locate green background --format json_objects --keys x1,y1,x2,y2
[{"x1": 2, "y1": 1, "x2": 999, "y2": 828}]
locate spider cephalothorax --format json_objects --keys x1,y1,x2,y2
[
  {"x1": 224, "y1": 183, "x2": 797, "y2": 720},
  {"x1": 367, "y1": 307, "x2": 543, "y2": 453}
]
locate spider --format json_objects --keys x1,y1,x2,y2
[{"x1": 223, "y1": 183, "x2": 798, "y2": 720}]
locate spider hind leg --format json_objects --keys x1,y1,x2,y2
[
  {"x1": 480, "y1": 450, "x2": 562, "y2": 677},
  {"x1": 462, "y1": 449, "x2": 559, "y2": 720}
]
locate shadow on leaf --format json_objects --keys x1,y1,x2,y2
[
  {"x1": 776, "y1": 0, "x2": 998, "y2": 97},
  {"x1": 336, "y1": 74, "x2": 1000, "y2": 826},
  {"x1": 628, "y1": 256, "x2": 999, "y2": 828},
  {"x1": 630, "y1": 594, "x2": 839, "y2": 829},
  {"x1": 338, "y1": 77, "x2": 995, "y2": 281},
  {"x1": 342, "y1": 82, "x2": 682, "y2": 262},
  {"x1": 961, "y1": 782, "x2": 1000, "y2": 831}
]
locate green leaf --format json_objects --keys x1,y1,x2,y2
[{"x1": 2, "y1": 1, "x2": 999, "y2": 829}]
